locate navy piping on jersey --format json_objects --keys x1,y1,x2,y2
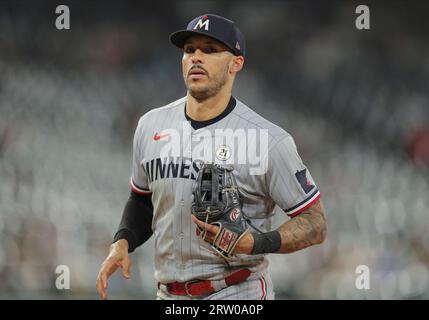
[{"x1": 184, "y1": 96, "x2": 236, "y2": 130}]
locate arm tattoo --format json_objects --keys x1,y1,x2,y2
[{"x1": 276, "y1": 199, "x2": 327, "y2": 254}]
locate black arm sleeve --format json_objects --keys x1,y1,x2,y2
[{"x1": 113, "y1": 191, "x2": 154, "y2": 253}]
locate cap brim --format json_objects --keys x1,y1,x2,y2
[{"x1": 169, "y1": 30, "x2": 238, "y2": 55}]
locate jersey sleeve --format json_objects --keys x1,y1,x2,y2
[
  {"x1": 130, "y1": 117, "x2": 151, "y2": 195},
  {"x1": 267, "y1": 135, "x2": 320, "y2": 217}
]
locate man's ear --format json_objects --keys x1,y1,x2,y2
[{"x1": 229, "y1": 56, "x2": 244, "y2": 74}]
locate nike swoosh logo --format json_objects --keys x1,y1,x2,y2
[{"x1": 153, "y1": 132, "x2": 170, "y2": 141}]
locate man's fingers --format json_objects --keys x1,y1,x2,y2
[
  {"x1": 96, "y1": 282, "x2": 106, "y2": 299},
  {"x1": 191, "y1": 215, "x2": 200, "y2": 225},
  {"x1": 96, "y1": 274, "x2": 108, "y2": 300},
  {"x1": 102, "y1": 274, "x2": 108, "y2": 289},
  {"x1": 191, "y1": 215, "x2": 220, "y2": 244},
  {"x1": 104, "y1": 258, "x2": 120, "y2": 278},
  {"x1": 121, "y1": 256, "x2": 132, "y2": 279},
  {"x1": 96, "y1": 257, "x2": 121, "y2": 300},
  {"x1": 191, "y1": 215, "x2": 218, "y2": 233},
  {"x1": 192, "y1": 216, "x2": 208, "y2": 231}
]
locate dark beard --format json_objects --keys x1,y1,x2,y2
[
  {"x1": 186, "y1": 66, "x2": 228, "y2": 102},
  {"x1": 188, "y1": 87, "x2": 212, "y2": 102}
]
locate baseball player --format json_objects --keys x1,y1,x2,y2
[{"x1": 96, "y1": 14, "x2": 327, "y2": 300}]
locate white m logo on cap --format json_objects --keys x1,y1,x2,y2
[{"x1": 194, "y1": 18, "x2": 210, "y2": 31}]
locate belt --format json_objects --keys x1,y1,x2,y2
[{"x1": 160, "y1": 269, "x2": 251, "y2": 298}]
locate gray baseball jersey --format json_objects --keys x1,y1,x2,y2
[{"x1": 130, "y1": 96, "x2": 320, "y2": 295}]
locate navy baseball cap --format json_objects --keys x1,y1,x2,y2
[{"x1": 169, "y1": 14, "x2": 246, "y2": 57}]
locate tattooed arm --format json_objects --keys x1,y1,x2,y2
[
  {"x1": 191, "y1": 199, "x2": 327, "y2": 255},
  {"x1": 276, "y1": 199, "x2": 327, "y2": 253}
]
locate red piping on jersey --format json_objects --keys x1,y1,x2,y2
[
  {"x1": 287, "y1": 193, "x2": 321, "y2": 217},
  {"x1": 259, "y1": 276, "x2": 267, "y2": 300},
  {"x1": 130, "y1": 181, "x2": 152, "y2": 195}
]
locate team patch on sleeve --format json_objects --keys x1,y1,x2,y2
[
  {"x1": 130, "y1": 177, "x2": 152, "y2": 195},
  {"x1": 285, "y1": 189, "x2": 320, "y2": 217},
  {"x1": 295, "y1": 168, "x2": 315, "y2": 194}
]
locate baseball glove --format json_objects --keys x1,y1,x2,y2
[{"x1": 191, "y1": 163, "x2": 248, "y2": 260}]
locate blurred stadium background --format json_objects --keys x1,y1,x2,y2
[{"x1": 1, "y1": 0, "x2": 428, "y2": 299}]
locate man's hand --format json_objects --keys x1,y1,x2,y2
[
  {"x1": 96, "y1": 239, "x2": 131, "y2": 300},
  {"x1": 192, "y1": 198, "x2": 327, "y2": 256},
  {"x1": 191, "y1": 215, "x2": 254, "y2": 255}
]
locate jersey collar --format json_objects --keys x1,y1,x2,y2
[{"x1": 184, "y1": 96, "x2": 236, "y2": 130}]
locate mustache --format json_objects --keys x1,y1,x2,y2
[{"x1": 188, "y1": 65, "x2": 208, "y2": 76}]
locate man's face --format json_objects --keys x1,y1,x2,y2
[{"x1": 182, "y1": 35, "x2": 236, "y2": 101}]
